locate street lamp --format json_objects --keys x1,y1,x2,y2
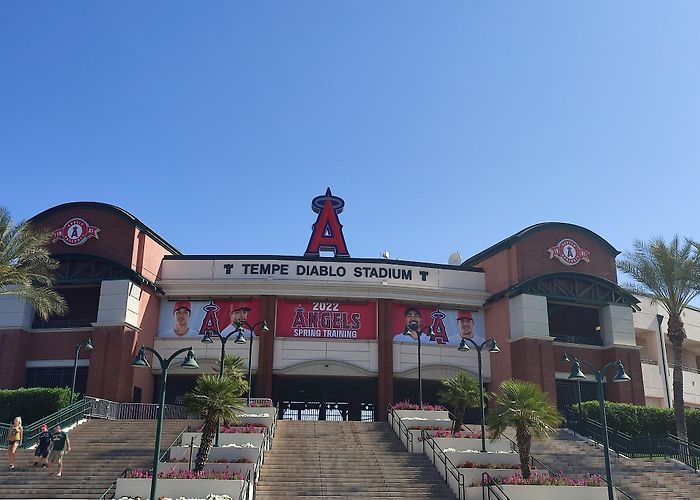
[
  {"x1": 132, "y1": 345, "x2": 198, "y2": 500},
  {"x1": 231, "y1": 320, "x2": 270, "y2": 403},
  {"x1": 564, "y1": 353, "x2": 630, "y2": 500},
  {"x1": 201, "y1": 319, "x2": 268, "y2": 444},
  {"x1": 70, "y1": 337, "x2": 93, "y2": 405},
  {"x1": 458, "y1": 337, "x2": 500, "y2": 452},
  {"x1": 404, "y1": 321, "x2": 435, "y2": 410}
]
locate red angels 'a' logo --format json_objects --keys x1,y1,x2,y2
[
  {"x1": 304, "y1": 188, "x2": 350, "y2": 257},
  {"x1": 51, "y1": 218, "x2": 100, "y2": 246},
  {"x1": 547, "y1": 238, "x2": 590, "y2": 266}
]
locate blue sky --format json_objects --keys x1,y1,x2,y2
[{"x1": 2, "y1": 2, "x2": 699, "y2": 266}]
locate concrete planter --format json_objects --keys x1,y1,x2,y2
[
  {"x1": 115, "y1": 477, "x2": 244, "y2": 499},
  {"x1": 169, "y1": 445, "x2": 259, "y2": 463},
  {"x1": 391, "y1": 409, "x2": 452, "y2": 450},
  {"x1": 157, "y1": 461, "x2": 254, "y2": 477},
  {"x1": 236, "y1": 411, "x2": 273, "y2": 427},
  {"x1": 181, "y1": 431, "x2": 264, "y2": 448},
  {"x1": 437, "y1": 468, "x2": 519, "y2": 497},
  {"x1": 441, "y1": 450, "x2": 520, "y2": 466},
  {"x1": 464, "y1": 485, "x2": 611, "y2": 499},
  {"x1": 432, "y1": 437, "x2": 512, "y2": 453}
]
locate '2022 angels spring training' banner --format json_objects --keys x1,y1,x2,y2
[
  {"x1": 391, "y1": 304, "x2": 485, "y2": 346},
  {"x1": 158, "y1": 298, "x2": 264, "y2": 338},
  {"x1": 276, "y1": 300, "x2": 377, "y2": 340}
]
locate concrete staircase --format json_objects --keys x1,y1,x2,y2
[
  {"x1": 0, "y1": 418, "x2": 194, "y2": 499},
  {"x1": 530, "y1": 429, "x2": 700, "y2": 499},
  {"x1": 255, "y1": 421, "x2": 455, "y2": 499}
]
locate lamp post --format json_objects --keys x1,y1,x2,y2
[
  {"x1": 234, "y1": 320, "x2": 270, "y2": 403},
  {"x1": 404, "y1": 322, "x2": 435, "y2": 410},
  {"x1": 458, "y1": 337, "x2": 500, "y2": 452},
  {"x1": 564, "y1": 353, "x2": 630, "y2": 500},
  {"x1": 70, "y1": 337, "x2": 93, "y2": 405},
  {"x1": 202, "y1": 320, "x2": 268, "y2": 444},
  {"x1": 132, "y1": 345, "x2": 199, "y2": 500}
]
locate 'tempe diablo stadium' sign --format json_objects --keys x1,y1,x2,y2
[{"x1": 276, "y1": 300, "x2": 377, "y2": 340}]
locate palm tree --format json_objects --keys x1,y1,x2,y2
[
  {"x1": 485, "y1": 379, "x2": 562, "y2": 479},
  {"x1": 0, "y1": 207, "x2": 66, "y2": 319},
  {"x1": 182, "y1": 374, "x2": 247, "y2": 472},
  {"x1": 437, "y1": 371, "x2": 480, "y2": 435},
  {"x1": 617, "y1": 236, "x2": 700, "y2": 442}
]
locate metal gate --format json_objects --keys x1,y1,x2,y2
[
  {"x1": 556, "y1": 378, "x2": 600, "y2": 412},
  {"x1": 273, "y1": 376, "x2": 377, "y2": 422}
]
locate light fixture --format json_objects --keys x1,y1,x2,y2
[
  {"x1": 181, "y1": 349, "x2": 199, "y2": 369},
  {"x1": 613, "y1": 363, "x2": 631, "y2": 382},
  {"x1": 234, "y1": 329, "x2": 246, "y2": 344},
  {"x1": 458, "y1": 338, "x2": 470, "y2": 352},
  {"x1": 201, "y1": 331, "x2": 214, "y2": 344},
  {"x1": 132, "y1": 347, "x2": 149, "y2": 368},
  {"x1": 84, "y1": 338, "x2": 94, "y2": 350},
  {"x1": 568, "y1": 361, "x2": 586, "y2": 381},
  {"x1": 488, "y1": 340, "x2": 501, "y2": 353}
]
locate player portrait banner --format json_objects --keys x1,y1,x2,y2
[
  {"x1": 391, "y1": 304, "x2": 485, "y2": 346},
  {"x1": 276, "y1": 300, "x2": 377, "y2": 340},
  {"x1": 158, "y1": 298, "x2": 263, "y2": 338}
]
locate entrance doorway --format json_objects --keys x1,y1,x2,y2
[
  {"x1": 273, "y1": 375, "x2": 377, "y2": 422},
  {"x1": 556, "y1": 378, "x2": 600, "y2": 413}
]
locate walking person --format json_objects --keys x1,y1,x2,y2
[
  {"x1": 7, "y1": 416, "x2": 22, "y2": 469},
  {"x1": 33, "y1": 424, "x2": 51, "y2": 468},
  {"x1": 48, "y1": 424, "x2": 70, "y2": 477}
]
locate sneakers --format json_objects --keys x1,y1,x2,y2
[
  {"x1": 9, "y1": 464, "x2": 14, "y2": 469},
  {"x1": 56, "y1": 473, "x2": 61, "y2": 477},
  {"x1": 42, "y1": 464, "x2": 48, "y2": 468}
]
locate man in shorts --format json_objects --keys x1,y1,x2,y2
[
  {"x1": 33, "y1": 424, "x2": 51, "y2": 468},
  {"x1": 48, "y1": 424, "x2": 70, "y2": 477}
]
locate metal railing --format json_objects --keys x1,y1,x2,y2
[
  {"x1": 85, "y1": 396, "x2": 198, "y2": 420},
  {"x1": 96, "y1": 468, "x2": 131, "y2": 500},
  {"x1": 552, "y1": 334, "x2": 603, "y2": 346},
  {"x1": 421, "y1": 430, "x2": 467, "y2": 500},
  {"x1": 387, "y1": 404, "x2": 415, "y2": 453},
  {"x1": 482, "y1": 472, "x2": 511, "y2": 500},
  {"x1": 0, "y1": 398, "x2": 91, "y2": 449}
]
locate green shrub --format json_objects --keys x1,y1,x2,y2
[
  {"x1": 0, "y1": 387, "x2": 73, "y2": 425},
  {"x1": 578, "y1": 401, "x2": 700, "y2": 443}
]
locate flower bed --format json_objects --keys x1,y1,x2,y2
[
  {"x1": 220, "y1": 424, "x2": 266, "y2": 433},
  {"x1": 391, "y1": 401, "x2": 446, "y2": 411},
  {"x1": 127, "y1": 469, "x2": 244, "y2": 480},
  {"x1": 119, "y1": 495, "x2": 234, "y2": 500},
  {"x1": 156, "y1": 461, "x2": 254, "y2": 477},
  {"x1": 461, "y1": 472, "x2": 609, "y2": 500}
]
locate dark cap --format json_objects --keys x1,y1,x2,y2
[{"x1": 174, "y1": 301, "x2": 191, "y2": 313}]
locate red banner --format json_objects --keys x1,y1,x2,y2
[{"x1": 276, "y1": 300, "x2": 376, "y2": 340}]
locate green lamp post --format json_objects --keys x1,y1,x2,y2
[
  {"x1": 564, "y1": 353, "x2": 630, "y2": 500},
  {"x1": 403, "y1": 322, "x2": 435, "y2": 410},
  {"x1": 232, "y1": 320, "x2": 270, "y2": 402},
  {"x1": 132, "y1": 346, "x2": 199, "y2": 500},
  {"x1": 458, "y1": 337, "x2": 501, "y2": 452},
  {"x1": 70, "y1": 337, "x2": 93, "y2": 405}
]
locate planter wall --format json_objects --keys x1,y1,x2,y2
[
  {"x1": 115, "y1": 477, "x2": 244, "y2": 499},
  {"x1": 237, "y1": 412, "x2": 273, "y2": 427},
  {"x1": 432, "y1": 437, "x2": 512, "y2": 453},
  {"x1": 169, "y1": 445, "x2": 259, "y2": 462},
  {"x1": 441, "y1": 450, "x2": 520, "y2": 466},
  {"x1": 180, "y1": 431, "x2": 264, "y2": 448},
  {"x1": 464, "y1": 485, "x2": 611, "y2": 500}
]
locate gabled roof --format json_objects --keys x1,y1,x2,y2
[
  {"x1": 461, "y1": 222, "x2": 619, "y2": 268},
  {"x1": 29, "y1": 201, "x2": 181, "y2": 255}
]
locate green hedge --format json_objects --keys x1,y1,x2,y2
[
  {"x1": 578, "y1": 401, "x2": 700, "y2": 444},
  {"x1": 0, "y1": 387, "x2": 74, "y2": 425}
]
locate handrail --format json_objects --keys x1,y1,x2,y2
[
  {"x1": 0, "y1": 397, "x2": 91, "y2": 449},
  {"x1": 158, "y1": 424, "x2": 191, "y2": 464},
  {"x1": 96, "y1": 467, "x2": 131, "y2": 500},
  {"x1": 386, "y1": 404, "x2": 414, "y2": 453},
  {"x1": 482, "y1": 472, "x2": 511, "y2": 500},
  {"x1": 421, "y1": 430, "x2": 466, "y2": 500}
]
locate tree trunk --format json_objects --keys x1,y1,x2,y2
[
  {"x1": 194, "y1": 418, "x2": 217, "y2": 473},
  {"x1": 515, "y1": 425, "x2": 532, "y2": 480},
  {"x1": 668, "y1": 314, "x2": 688, "y2": 442},
  {"x1": 453, "y1": 404, "x2": 465, "y2": 436}
]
